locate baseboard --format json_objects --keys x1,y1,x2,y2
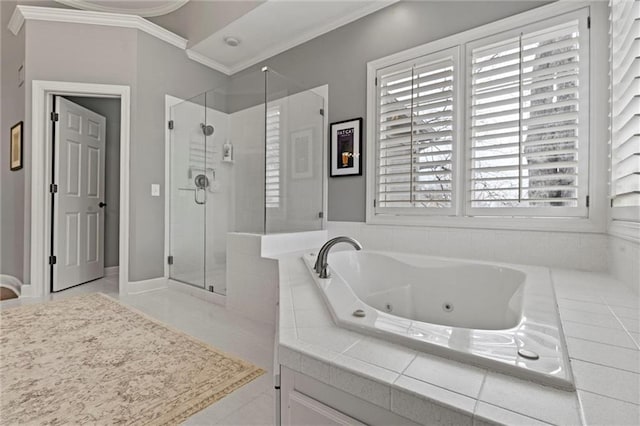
[
  {"x1": 104, "y1": 266, "x2": 120, "y2": 277},
  {"x1": 0, "y1": 274, "x2": 22, "y2": 295},
  {"x1": 19, "y1": 284, "x2": 34, "y2": 297},
  {"x1": 127, "y1": 277, "x2": 167, "y2": 295}
]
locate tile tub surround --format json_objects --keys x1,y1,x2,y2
[
  {"x1": 609, "y1": 234, "x2": 640, "y2": 294},
  {"x1": 326, "y1": 222, "x2": 609, "y2": 273},
  {"x1": 277, "y1": 254, "x2": 640, "y2": 425},
  {"x1": 226, "y1": 231, "x2": 328, "y2": 325}
]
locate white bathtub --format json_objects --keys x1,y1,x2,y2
[{"x1": 303, "y1": 250, "x2": 574, "y2": 390}]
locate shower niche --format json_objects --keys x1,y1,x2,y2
[{"x1": 168, "y1": 68, "x2": 325, "y2": 295}]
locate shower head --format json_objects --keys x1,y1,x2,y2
[{"x1": 201, "y1": 123, "x2": 214, "y2": 136}]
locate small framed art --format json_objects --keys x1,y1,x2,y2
[
  {"x1": 10, "y1": 121, "x2": 23, "y2": 171},
  {"x1": 330, "y1": 118, "x2": 362, "y2": 177}
]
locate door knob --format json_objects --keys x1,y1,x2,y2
[{"x1": 99, "y1": 202, "x2": 106, "y2": 208}]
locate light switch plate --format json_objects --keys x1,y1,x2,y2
[{"x1": 151, "y1": 184, "x2": 160, "y2": 197}]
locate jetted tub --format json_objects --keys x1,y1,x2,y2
[{"x1": 303, "y1": 250, "x2": 574, "y2": 390}]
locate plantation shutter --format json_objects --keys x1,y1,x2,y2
[
  {"x1": 265, "y1": 105, "x2": 281, "y2": 209},
  {"x1": 610, "y1": 0, "x2": 640, "y2": 221},
  {"x1": 468, "y1": 10, "x2": 589, "y2": 217},
  {"x1": 375, "y1": 47, "x2": 458, "y2": 215}
]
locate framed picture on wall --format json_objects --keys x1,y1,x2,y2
[
  {"x1": 10, "y1": 121, "x2": 23, "y2": 171},
  {"x1": 330, "y1": 118, "x2": 362, "y2": 177},
  {"x1": 291, "y1": 128, "x2": 313, "y2": 179}
]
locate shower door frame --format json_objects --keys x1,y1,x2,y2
[{"x1": 164, "y1": 94, "x2": 220, "y2": 294}]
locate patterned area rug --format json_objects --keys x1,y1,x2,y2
[{"x1": 0, "y1": 293, "x2": 265, "y2": 425}]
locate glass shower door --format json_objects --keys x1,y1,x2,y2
[
  {"x1": 265, "y1": 70, "x2": 325, "y2": 233},
  {"x1": 169, "y1": 94, "x2": 207, "y2": 289}
]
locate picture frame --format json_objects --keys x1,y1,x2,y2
[
  {"x1": 330, "y1": 118, "x2": 362, "y2": 177},
  {"x1": 10, "y1": 121, "x2": 23, "y2": 171},
  {"x1": 291, "y1": 128, "x2": 313, "y2": 179}
]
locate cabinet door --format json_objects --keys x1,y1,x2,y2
[{"x1": 288, "y1": 390, "x2": 366, "y2": 426}]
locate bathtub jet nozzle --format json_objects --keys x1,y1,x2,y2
[{"x1": 518, "y1": 349, "x2": 540, "y2": 360}]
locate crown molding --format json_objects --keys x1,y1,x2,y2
[
  {"x1": 54, "y1": 0, "x2": 189, "y2": 18},
  {"x1": 9, "y1": 6, "x2": 187, "y2": 49},
  {"x1": 185, "y1": 49, "x2": 232, "y2": 75}
]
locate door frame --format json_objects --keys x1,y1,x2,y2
[{"x1": 31, "y1": 80, "x2": 130, "y2": 297}]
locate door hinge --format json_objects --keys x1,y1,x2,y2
[
  {"x1": 586, "y1": 195, "x2": 590, "y2": 207},
  {"x1": 167, "y1": 255, "x2": 174, "y2": 265},
  {"x1": 318, "y1": 211, "x2": 324, "y2": 219},
  {"x1": 168, "y1": 120, "x2": 174, "y2": 130},
  {"x1": 611, "y1": 198, "x2": 614, "y2": 208},
  {"x1": 49, "y1": 255, "x2": 57, "y2": 265},
  {"x1": 373, "y1": 199, "x2": 377, "y2": 208},
  {"x1": 49, "y1": 183, "x2": 58, "y2": 193},
  {"x1": 50, "y1": 112, "x2": 59, "y2": 122},
  {"x1": 375, "y1": 77, "x2": 378, "y2": 86},
  {"x1": 587, "y1": 16, "x2": 590, "y2": 29},
  {"x1": 319, "y1": 108, "x2": 324, "y2": 117}
]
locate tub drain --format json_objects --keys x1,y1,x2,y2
[{"x1": 442, "y1": 302, "x2": 454, "y2": 312}]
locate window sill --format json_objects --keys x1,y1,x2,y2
[{"x1": 366, "y1": 213, "x2": 606, "y2": 234}]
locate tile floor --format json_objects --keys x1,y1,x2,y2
[{"x1": 1, "y1": 276, "x2": 276, "y2": 425}]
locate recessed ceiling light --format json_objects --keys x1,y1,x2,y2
[{"x1": 223, "y1": 36, "x2": 241, "y2": 47}]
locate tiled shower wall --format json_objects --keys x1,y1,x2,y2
[{"x1": 327, "y1": 221, "x2": 609, "y2": 273}]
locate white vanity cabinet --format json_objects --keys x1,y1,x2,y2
[
  {"x1": 286, "y1": 391, "x2": 366, "y2": 426},
  {"x1": 279, "y1": 366, "x2": 421, "y2": 426}
]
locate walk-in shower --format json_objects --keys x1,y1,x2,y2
[{"x1": 168, "y1": 68, "x2": 325, "y2": 295}]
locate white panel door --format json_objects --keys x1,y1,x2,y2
[{"x1": 53, "y1": 97, "x2": 106, "y2": 291}]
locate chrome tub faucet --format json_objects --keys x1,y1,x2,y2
[{"x1": 314, "y1": 236, "x2": 363, "y2": 279}]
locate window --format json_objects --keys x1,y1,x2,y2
[
  {"x1": 468, "y1": 17, "x2": 588, "y2": 217},
  {"x1": 375, "y1": 48, "x2": 458, "y2": 215},
  {"x1": 368, "y1": 5, "x2": 593, "y2": 225},
  {"x1": 610, "y1": 0, "x2": 640, "y2": 222},
  {"x1": 265, "y1": 105, "x2": 281, "y2": 209}
]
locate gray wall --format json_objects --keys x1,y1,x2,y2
[
  {"x1": 232, "y1": 1, "x2": 549, "y2": 222},
  {"x1": 23, "y1": 21, "x2": 137, "y2": 283},
  {"x1": 65, "y1": 96, "x2": 121, "y2": 268},
  {"x1": 0, "y1": 0, "x2": 26, "y2": 282},
  {"x1": 21, "y1": 20, "x2": 228, "y2": 282},
  {"x1": 132, "y1": 30, "x2": 229, "y2": 280}
]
